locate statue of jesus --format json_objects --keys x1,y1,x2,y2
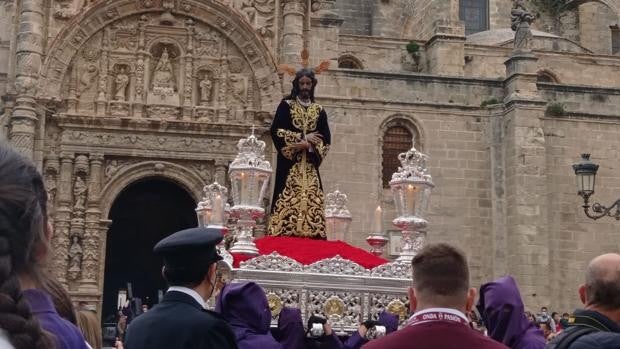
[{"x1": 267, "y1": 68, "x2": 331, "y2": 239}]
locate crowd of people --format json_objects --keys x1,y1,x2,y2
[{"x1": 0, "y1": 141, "x2": 619, "y2": 349}]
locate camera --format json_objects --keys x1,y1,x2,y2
[
  {"x1": 365, "y1": 325, "x2": 386, "y2": 340},
  {"x1": 309, "y1": 323, "x2": 325, "y2": 337},
  {"x1": 307, "y1": 315, "x2": 327, "y2": 338}
]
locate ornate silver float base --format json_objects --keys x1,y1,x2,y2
[
  {"x1": 396, "y1": 230, "x2": 426, "y2": 262},
  {"x1": 229, "y1": 218, "x2": 259, "y2": 256}
]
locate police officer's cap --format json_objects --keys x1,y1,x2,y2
[{"x1": 154, "y1": 227, "x2": 223, "y2": 268}]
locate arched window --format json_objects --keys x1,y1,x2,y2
[
  {"x1": 338, "y1": 55, "x2": 363, "y2": 69},
  {"x1": 537, "y1": 70, "x2": 559, "y2": 83},
  {"x1": 459, "y1": 0, "x2": 489, "y2": 35},
  {"x1": 612, "y1": 25, "x2": 620, "y2": 55},
  {"x1": 382, "y1": 126, "x2": 414, "y2": 187}
]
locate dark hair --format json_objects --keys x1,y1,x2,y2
[
  {"x1": 0, "y1": 143, "x2": 53, "y2": 349},
  {"x1": 411, "y1": 243, "x2": 469, "y2": 299},
  {"x1": 585, "y1": 262, "x2": 620, "y2": 310},
  {"x1": 162, "y1": 258, "x2": 216, "y2": 288},
  {"x1": 284, "y1": 68, "x2": 317, "y2": 102},
  {"x1": 562, "y1": 312, "x2": 569, "y2": 317},
  {"x1": 41, "y1": 274, "x2": 78, "y2": 325}
]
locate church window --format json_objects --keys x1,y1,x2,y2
[
  {"x1": 338, "y1": 55, "x2": 363, "y2": 69},
  {"x1": 612, "y1": 26, "x2": 620, "y2": 55},
  {"x1": 382, "y1": 126, "x2": 413, "y2": 188},
  {"x1": 459, "y1": 0, "x2": 489, "y2": 35},
  {"x1": 537, "y1": 70, "x2": 558, "y2": 83}
]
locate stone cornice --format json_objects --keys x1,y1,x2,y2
[
  {"x1": 327, "y1": 69, "x2": 504, "y2": 87},
  {"x1": 537, "y1": 82, "x2": 620, "y2": 95}
]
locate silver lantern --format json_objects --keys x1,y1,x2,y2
[
  {"x1": 389, "y1": 146, "x2": 434, "y2": 262},
  {"x1": 196, "y1": 182, "x2": 233, "y2": 265},
  {"x1": 228, "y1": 128, "x2": 272, "y2": 256},
  {"x1": 324, "y1": 189, "x2": 353, "y2": 241}
]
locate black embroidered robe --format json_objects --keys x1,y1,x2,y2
[{"x1": 267, "y1": 99, "x2": 331, "y2": 239}]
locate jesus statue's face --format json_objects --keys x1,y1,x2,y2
[{"x1": 298, "y1": 76, "x2": 313, "y2": 100}]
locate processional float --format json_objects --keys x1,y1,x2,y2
[{"x1": 196, "y1": 129, "x2": 434, "y2": 333}]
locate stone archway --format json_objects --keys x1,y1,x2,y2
[
  {"x1": 101, "y1": 177, "x2": 197, "y2": 323},
  {"x1": 38, "y1": 0, "x2": 282, "y2": 115}
]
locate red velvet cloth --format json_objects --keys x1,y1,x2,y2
[{"x1": 231, "y1": 236, "x2": 388, "y2": 269}]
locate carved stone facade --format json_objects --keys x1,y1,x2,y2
[{"x1": 1, "y1": 0, "x2": 620, "y2": 313}]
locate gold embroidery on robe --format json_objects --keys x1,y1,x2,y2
[
  {"x1": 290, "y1": 102, "x2": 321, "y2": 131},
  {"x1": 267, "y1": 160, "x2": 326, "y2": 238},
  {"x1": 314, "y1": 141, "x2": 330, "y2": 160},
  {"x1": 276, "y1": 129, "x2": 303, "y2": 160}
]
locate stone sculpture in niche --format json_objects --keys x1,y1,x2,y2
[
  {"x1": 199, "y1": 74, "x2": 213, "y2": 104},
  {"x1": 152, "y1": 48, "x2": 176, "y2": 97},
  {"x1": 73, "y1": 177, "x2": 87, "y2": 211},
  {"x1": 114, "y1": 67, "x2": 130, "y2": 101},
  {"x1": 67, "y1": 235, "x2": 83, "y2": 280}
]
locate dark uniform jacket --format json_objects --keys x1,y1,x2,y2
[
  {"x1": 125, "y1": 290, "x2": 238, "y2": 349},
  {"x1": 546, "y1": 309, "x2": 620, "y2": 349}
]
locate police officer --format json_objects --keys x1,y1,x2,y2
[{"x1": 125, "y1": 227, "x2": 238, "y2": 349}]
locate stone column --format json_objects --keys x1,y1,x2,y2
[
  {"x1": 500, "y1": 49, "x2": 549, "y2": 308},
  {"x1": 9, "y1": 0, "x2": 45, "y2": 159},
  {"x1": 280, "y1": 0, "x2": 306, "y2": 64},
  {"x1": 425, "y1": 0, "x2": 465, "y2": 76},
  {"x1": 214, "y1": 159, "x2": 229, "y2": 186},
  {"x1": 82, "y1": 154, "x2": 104, "y2": 292},
  {"x1": 52, "y1": 152, "x2": 75, "y2": 284},
  {"x1": 309, "y1": 0, "x2": 342, "y2": 69}
]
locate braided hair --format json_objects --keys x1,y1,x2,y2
[{"x1": 0, "y1": 144, "x2": 53, "y2": 349}]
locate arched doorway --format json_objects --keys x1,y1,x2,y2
[{"x1": 102, "y1": 178, "x2": 197, "y2": 321}]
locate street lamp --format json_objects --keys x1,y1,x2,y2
[{"x1": 572, "y1": 153, "x2": 620, "y2": 220}]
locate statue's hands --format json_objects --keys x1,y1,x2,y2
[
  {"x1": 289, "y1": 140, "x2": 310, "y2": 150},
  {"x1": 305, "y1": 132, "x2": 323, "y2": 145}
]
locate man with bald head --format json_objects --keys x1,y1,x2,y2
[{"x1": 546, "y1": 253, "x2": 620, "y2": 349}]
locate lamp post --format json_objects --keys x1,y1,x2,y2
[
  {"x1": 389, "y1": 146, "x2": 434, "y2": 262},
  {"x1": 228, "y1": 128, "x2": 272, "y2": 256},
  {"x1": 573, "y1": 154, "x2": 620, "y2": 220},
  {"x1": 324, "y1": 189, "x2": 353, "y2": 241}
]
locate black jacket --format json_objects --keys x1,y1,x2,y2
[
  {"x1": 125, "y1": 291, "x2": 238, "y2": 349},
  {"x1": 546, "y1": 309, "x2": 620, "y2": 349}
]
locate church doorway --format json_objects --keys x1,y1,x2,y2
[{"x1": 101, "y1": 178, "x2": 197, "y2": 321}]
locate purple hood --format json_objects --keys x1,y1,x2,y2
[
  {"x1": 216, "y1": 281, "x2": 279, "y2": 348},
  {"x1": 378, "y1": 311, "x2": 399, "y2": 333},
  {"x1": 477, "y1": 276, "x2": 545, "y2": 349}
]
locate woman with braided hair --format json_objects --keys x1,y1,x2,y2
[{"x1": 0, "y1": 143, "x2": 89, "y2": 349}]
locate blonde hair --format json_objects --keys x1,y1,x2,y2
[{"x1": 76, "y1": 310, "x2": 102, "y2": 349}]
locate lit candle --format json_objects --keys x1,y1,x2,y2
[
  {"x1": 212, "y1": 195, "x2": 223, "y2": 225},
  {"x1": 240, "y1": 172, "x2": 247, "y2": 205},
  {"x1": 205, "y1": 210, "x2": 212, "y2": 226},
  {"x1": 406, "y1": 185, "x2": 416, "y2": 215},
  {"x1": 372, "y1": 206, "x2": 383, "y2": 233}
]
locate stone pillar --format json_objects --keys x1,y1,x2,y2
[
  {"x1": 280, "y1": 0, "x2": 306, "y2": 64},
  {"x1": 82, "y1": 154, "x2": 103, "y2": 292},
  {"x1": 500, "y1": 50, "x2": 549, "y2": 308},
  {"x1": 52, "y1": 152, "x2": 75, "y2": 284},
  {"x1": 9, "y1": 0, "x2": 45, "y2": 159},
  {"x1": 425, "y1": 0, "x2": 465, "y2": 76},
  {"x1": 214, "y1": 159, "x2": 229, "y2": 186},
  {"x1": 309, "y1": 1, "x2": 342, "y2": 69}
]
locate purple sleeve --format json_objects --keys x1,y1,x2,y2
[
  {"x1": 277, "y1": 307, "x2": 306, "y2": 349},
  {"x1": 321, "y1": 333, "x2": 344, "y2": 349},
  {"x1": 344, "y1": 331, "x2": 367, "y2": 349}
]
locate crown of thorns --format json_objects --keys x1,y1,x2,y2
[{"x1": 278, "y1": 48, "x2": 330, "y2": 76}]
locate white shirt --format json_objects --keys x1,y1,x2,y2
[
  {"x1": 408, "y1": 307, "x2": 470, "y2": 323},
  {"x1": 0, "y1": 329, "x2": 15, "y2": 349},
  {"x1": 167, "y1": 286, "x2": 207, "y2": 309}
]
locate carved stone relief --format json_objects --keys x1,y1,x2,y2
[{"x1": 66, "y1": 13, "x2": 261, "y2": 122}]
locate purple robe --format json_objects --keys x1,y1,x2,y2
[
  {"x1": 22, "y1": 289, "x2": 89, "y2": 349},
  {"x1": 477, "y1": 276, "x2": 545, "y2": 349},
  {"x1": 215, "y1": 282, "x2": 305, "y2": 349}
]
